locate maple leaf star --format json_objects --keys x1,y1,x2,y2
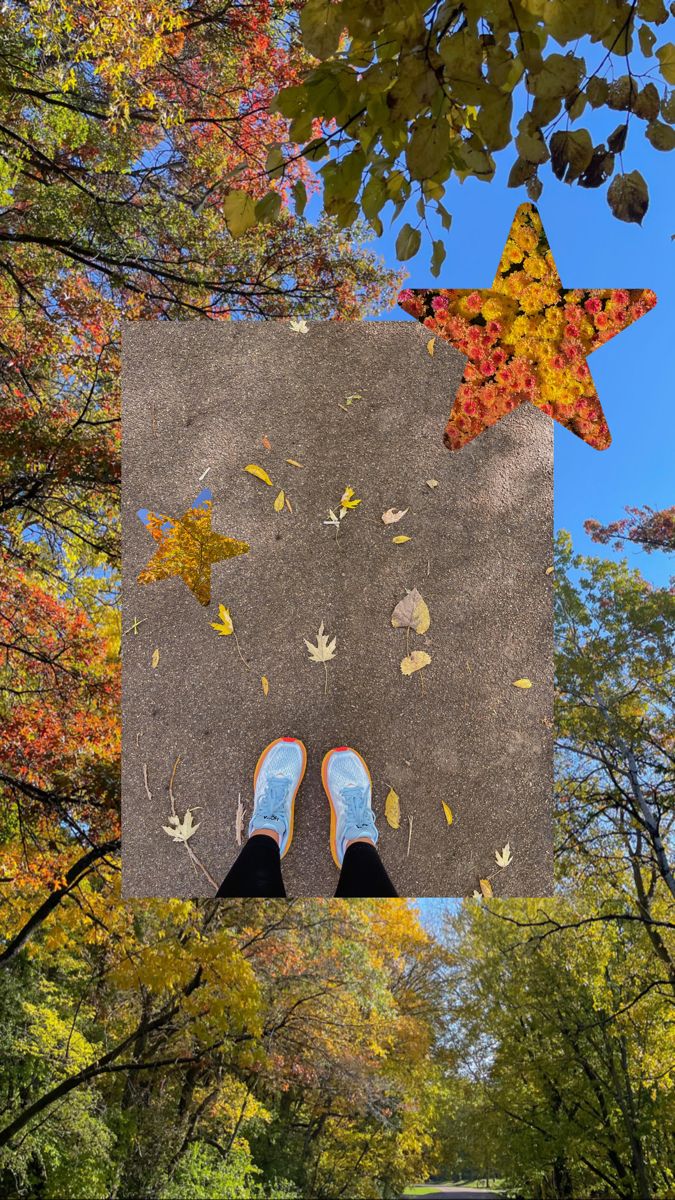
[
  {"x1": 398, "y1": 202, "x2": 656, "y2": 451},
  {"x1": 137, "y1": 490, "x2": 249, "y2": 606}
]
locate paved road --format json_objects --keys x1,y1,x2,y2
[{"x1": 409, "y1": 1187, "x2": 502, "y2": 1200}]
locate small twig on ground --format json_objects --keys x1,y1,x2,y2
[
  {"x1": 407, "y1": 815, "x2": 413, "y2": 858},
  {"x1": 123, "y1": 617, "x2": 149, "y2": 636}
]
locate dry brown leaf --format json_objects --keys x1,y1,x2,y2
[
  {"x1": 391, "y1": 588, "x2": 430, "y2": 635},
  {"x1": 235, "y1": 793, "x2": 246, "y2": 846},
  {"x1": 479, "y1": 878, "x2": 494, "y2": 899},
  {"x1": 151, "y1": 648, "x2": 160, "y2": 669},
  {"x1": 382, "y1": 507, "x2": 409, "y2": 525},
  {"x1": 442, "y1": 801, "x2": 453, "y2": 826},
  {"x1": 392, "y1": 535, "x2": 411, "y2": 544},
  {"x1": 285, "y1": 496, "x2": 293, "y2": 513},
  {"x1": 400, "y1": 650, "x2": 431, "y2": 676},
  {"x1": 385, "y1": 787, "x2": 400, "y2": 829},
  {"x1": 274, "y1": 489, "x2": 285, "y2": 512},
  {"x1": 245, "y1": 463, "x2": 273, "y2": 486},
  {"x1": 261, "y1": 435, "x2": 272, "y2": 450},
  {"x1": 261, "y1": 675, "x2": 269, "y2": 696},
  {"x1": 512, "y1": 678, "x2": 533, "y2": 689}
]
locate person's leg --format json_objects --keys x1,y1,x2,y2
[
  {"x1": 335, "y1": 839, "x2": 398, "y2": 897},
  {"x1": 321, "y1": 745, "x2": 398, "y2": 898},
  {"x1": 215, "y1": 735, "x2": 306, "y2": 898},
  {"x1": 216, "y1": 832, "x2": 285, "y2": 897}
]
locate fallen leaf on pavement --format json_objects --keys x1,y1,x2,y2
[
  {"x1": 245, "y1": 463, "x2": 273, "y2": 486},
  {"x1": 151, "y1": 648, "x2": 160, "y2": 669},
  {"x1": 304, "y1": 621, "x2": 337, "y2": 694},
  {"x1": 382, "y1": 507, "x2": 409, "y2": 524},
  {"x1": 290, "y1": 317, "x2": 308, "y2": 334},
  {"x1": 286, "y1": 459, "x2": 304, "y2": 468},
  {"x1": 479, "y1": 878, "x2": 494, "y2": 899},
  {"x1": 442, "y1": 801, "x2": 453, "y2": 826},
  {"x1": 391, "y1": 588, "x2": 430, "y2": 635},
  {"x1": 495, "y1": 843, "x2": 512, "y2": 868},
  {"x1": 274, "y1": 489, "x2": 285, "y2": 512},
  {"x1": 400, "y1": 650, "x2": 431, "y2": 676},
  {"x1": 512, "y1": 678, "x2": 532, "y2": 689},
  {"x1": 261, "y1": 675, "x2": 269, "y2": 696},
  {"x1": 426, "y1": 337, "x2": 435, "y2": 356},
  {"x1": 385, "y1": 787, "x2": 400, "y2": 829},
  {"x1": 392, "y1": 535, "x2": 411, "y2": 544},
  {"x1": 426, "y1": 479, "x2": 439, "y2": 489},
  {"x1": 210, "y1": 604, "x2": 234, "y2": 636}
]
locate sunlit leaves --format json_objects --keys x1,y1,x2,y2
[{"x1": 137, "y1": 494, "x2": 250, "y2": 606}]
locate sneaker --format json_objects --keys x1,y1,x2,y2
[
  {"x1": 321, "y1": 746, "x2": 378, "y2": 869},
  {"x1": 248, "y1": 736, "x2": 307, "y2": 858}
]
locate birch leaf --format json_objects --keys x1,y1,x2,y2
[
  {"x1": 391, "y1": 588, "x2": 430, "y2": 635},
  {"x1": 245, "y1": 463, "x2": 273, "y2": 486},
  {"x1": 495, "y1": 842, "x2": 512, "y2": 868},
  {"x1": 512, "y1": 678, "x2": 532, "y2": 689},
  {"x1": 392, "y1": 535, "x2": 411, "y2": 544},
  {"x1": 210, "y1": 604, "x2": 234, "y2": 636},
  {"x1": 382, "y1": 507, "x2": 409, "y2": 524},
  {"x1": 274, "y1": 489, "x2": 285, "y2": 512},
  {"x1": 385, "y1": 787, "x2": 400, "y2": 829},
  {"x1": 479, "y1": 878, "x2": 494, "y2": 899},
  {"x1": 151, "y1": 648, "x2": 160, "y2": 669},
  {"x1": 400, "y1": 650, "x2": 431, "y2": 676},
  {"x1": 442, "y1": 801, "x2": 453, "y2": 825},
  {"x1": 261, "y1": 675, "x2": 269, "y2": 696}
]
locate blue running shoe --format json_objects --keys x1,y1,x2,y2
[
  {"x1": 321, "y1": 746, "x2": 378, "y2": 868},
  {"x1": 248, "y1": 737, "x2": 307, "y2": 858}
]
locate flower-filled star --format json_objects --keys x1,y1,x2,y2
[
  {"x1": 398, "y1": 203, "x2": 656, "y2": 451},
  {"x1": 137, "y1": 489, "x2": 249, "y2": 606}
]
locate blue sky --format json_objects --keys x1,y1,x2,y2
[{"x1": 365, "y1": 115, "x2": 673, "y2": 588}]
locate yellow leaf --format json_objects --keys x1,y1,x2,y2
[
  {"x1": 479, "y1": 878, "x2": 494, "y2": 899},
  {"x1": 286, "y1": 459, "x2": 304, "y2": 468},
  {"x1": 442, "y1": 801, "x2": 453, "y2": 825},
  {"x1": 151, "y1": 648, "x2": 160, "y2": 669},
  {"x1": 261, "y1": 675, "x2": 269, "y2": 696},
  {"x1": 545, "y1": 566, "x2": 554, "y2": 575},
  {"x1": 245, "y1": 463, "x2": 273, "y2": 486},
  {"x1": 426, "y1": 337, "x2": 435, "y2": 355},
  {"x1": 274, "y1": 489, "x2": 285, "y2": 512},
  {"x1": 385, "y1": 787, "x2": 400, "y2": 829},
  {"x1": 391, "y1": 588, "x2": 430, "y2": 635},
  {"x1": 512, "y1": 678, "x2": 532, "y2": 688},
  {"x1": 400, "y1": 650, "x2": 431, "y2": 676},
  {"x1": 392, "y1": 535, "x2": 411, "y2": 544},
  {"x1": 426, "y1": 479, "x2": 439, "y2": 489},
  {"x1": 211, "y1": 604, "x2": 234, "y2": 636}
]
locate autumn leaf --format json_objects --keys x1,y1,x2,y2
[
  {"x1": 235, "y1": 793, "x2": 246, "y2": 845},
  {"x1": 274, "y1": 489, "x2": 285, "y2": 512},
  {"x1": 162, "y1": 808, "x2": 200, "y2": 843},
  {"x1": 392, "y1": 535, "x2": 411, "y2": 544},
  {"x1": 285, "y1": 496, "x2": 293, "y2": 513},
  {"x1": 261, "y1": 435, "x2": 272, "y2": 450},
  {"x1": 210, "y1": 604, "x2": 234, "y2": 636},
  {"x1": 426, "y1": 479, "x2": 439, "y2": 489},
  {"x1": 151, "y1": 647, "x2": 160, "y2": 669},
  {"x1": 245, "y1": 463, "x2": 273, "y2": 486},
  {"x1": 512, "y1": 678, "x2": 533, "y2": 689},
  {"x1": 261, "y1": 675, "x2": 269, "y2": 696},
  {"x1": 426, "y1": 337, "x2": 435, "y2": 356},
  {"x1": 290, "y1": 317, "x2": 308, "y2": 333},
  {"x1": 479, "y1": 878, "x2": 494, "y2": 899},
  {"x1": 495, "y1": 843, "x2": 513, "y2": 868},
  {"x1": 304, "y1": 621, "x2": 337, "y2": 694},
  {"x1": 385, "y1": 787, "x2": 400, "y2": 829},
  {"x1": 545, "y1": 566, "x2": 554, "y2": 575},
  {"x1": 340, "y1": 485, "x2": 361, "y2": 510},
  {"x1": 442, "y1": 801, "x2": 453, "y2": 825},
  {"x1": 391, "y1": 588, "x2": 430, "y2": 635},
  {"x1": 382, "y1": 507, "x2": 409, "y2": 525},
  {"x1": 400, "y1": 650, "x2": 431, "y2": 676},
  {"x1": 286, "y1": 459, "x2": 304, "y2": 468}
]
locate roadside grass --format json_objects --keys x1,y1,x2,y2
[{"x1": 402, "y1": 1180, "x2": 506, "y2": 1196}]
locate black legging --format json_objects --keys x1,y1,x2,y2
[{"x1": 216, "y1": 834, "x2": 398, "y2": 898}]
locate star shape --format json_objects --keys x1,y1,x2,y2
[
  {"x1": 137, "y1": 490, "x2": 249, "y2": 606},
  {"x1": 398, "y1": 203, "x2": 656, "y2": 451}
]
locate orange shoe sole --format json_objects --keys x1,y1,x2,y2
[
  {"x1": 253, "y1": 736, "x2": 307, "y2": 859},
  {"x1": 321, "y1": 746, "x2": 373, "y2": 870}
]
